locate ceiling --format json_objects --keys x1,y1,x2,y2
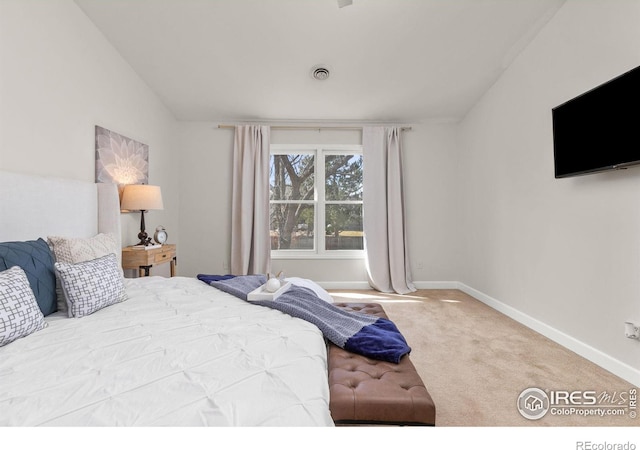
[{"x1": 74, "y1": 0, "x2": 566, "y2": 123}]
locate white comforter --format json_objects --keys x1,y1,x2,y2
[{"x1": 0, "y1": 277, "x2": 333, "y2": 426}]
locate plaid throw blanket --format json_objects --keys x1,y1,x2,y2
[{"x1": 199, "y1": 274, "x2": 410, "y2": 363}]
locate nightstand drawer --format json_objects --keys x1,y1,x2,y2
[
  {"x1": 122, "y1": 244, "x2": 177, "y2": 277},
  {"x1": 155, "y1": 251, "x2": 172, "y2": 263}
]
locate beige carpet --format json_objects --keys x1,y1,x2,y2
[{"x1": 328, "y1": 288, "x2": 638, "y2": 427}]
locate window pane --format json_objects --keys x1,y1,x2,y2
[
  {"x1": 325, "y1": 154, "x2": 363, "y2": 201},
  {"x1": 325, "y1": 204, "x2": 363, "y2": 250},
  {"x1": 270, "y1": 203, "x2": 314, "y2": 250},
  {"x1": 270, "y1": 154, "x2": 315, "y2": 201}
]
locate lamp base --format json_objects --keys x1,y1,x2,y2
[
  {"x1": 135, "y1": 210, "x2": 152, "y2": 246},
  {"x1": 135, "y1": 235, "x2": 152, "y2": 246}
]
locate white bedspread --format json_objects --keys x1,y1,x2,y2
[{"x1": 0, "y1": 277, "x2": 333, "y2": 426}]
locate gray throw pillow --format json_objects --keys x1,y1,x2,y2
[
  {"x1": 54, "y1": 253, "x2": 127, "y2": 318},
  {"x1": 0, "y1": 266, "x2": 48, "y2": 347}
]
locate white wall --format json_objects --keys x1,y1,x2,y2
[
  {"x1": 404, "y1": 123, "x2": 461, "y2": 284},
  {"x1": 0, "y1": 0, "x2": 179, "y2": 276},
  {"x1": 175, "y1": 123, "x2": 233, "y2": 278},
  {"x1": 457, "y1": 0, "x2": 640, "y2": 383},
  {"x1": 176, "y1": 123, "x2": 460, "y2": 285}
]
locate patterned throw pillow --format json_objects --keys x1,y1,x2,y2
[
  {"x1": 48, "y1": 233, "x2": 119, "y2": 265},
  {"x1": 48, "y1": 233, "x2": 121, "y2": 315},
  {"x1": 54, "y1": 253, "x2": 127, "y2": 318},
  {"x1": 0, "y1": 266, "x2": 48, "y2": 347}
]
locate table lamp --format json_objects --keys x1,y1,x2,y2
[{"x1": 121, "y1": 184, "x2": 164, "y2": 246}]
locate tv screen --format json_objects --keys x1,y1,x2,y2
[{"x1": 552, "y1": 65, "x2": 640, "y2": 178}]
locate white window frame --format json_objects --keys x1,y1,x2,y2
[{"x1": 270, "y1": 144, "x2": 364, "y2": 260}]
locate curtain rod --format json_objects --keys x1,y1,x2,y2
[{"x1": 217, "y1": 124, "x2": 412, "y2": 131}]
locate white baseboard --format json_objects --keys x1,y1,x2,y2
[
  {"x1": 413, "y1": 281, "x2": 461, "y2": 290},
  {"x1": 320, "y1": 280, "x2": 461, "y2": 290},
  {"x1": 320, "y1": 279, "x2": 640, "y2": 386},
  {"x1": 458, "y1": 282, "x2": 640, "y2": 387}
]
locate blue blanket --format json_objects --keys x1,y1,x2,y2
[{"x1": 198, "y1": 274, "x2": 410, "y2": 364}]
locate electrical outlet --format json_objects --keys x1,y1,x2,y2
[
  {"x1": 416, "y1": 261, "x2": 424, "y2": 270},
  {"x1": 222, "y1": 261, "x2": 229, "y2": 271},
  {"x1": 625, "y1": 322, "x2": 640, "y2": 339}
]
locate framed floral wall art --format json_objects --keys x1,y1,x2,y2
[{"x1": 95, "y1": 125, "x2": 148, "y2": 186}]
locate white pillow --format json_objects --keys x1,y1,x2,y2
[
  {"x1": 48, "y1": 233, "x2": 119, "y2": 264},
  {"x1": 54, "y1": 253, "x2": 127, "y2": 318},
  {"x1": 285, "y1": 277, "x2": 334, "y2": 303},
  {"x1": 48, "y1": 233, "x2": 121, "y2": 315},
  {"x1": 0, "y1": 266, "x2": 48, "y2": 347}
]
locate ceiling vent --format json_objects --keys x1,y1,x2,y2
[{"x1": 311, "y1": 65, "x2": 331, "y2": 81}]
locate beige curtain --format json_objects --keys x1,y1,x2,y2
[
  {"x1": 363, "y1": 126, "x2": 416, "y2": 294},
  {"x1": 230, "y1": 125, "x2": 271, "y2": 275}
]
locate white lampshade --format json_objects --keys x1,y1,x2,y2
[{"x1": 121, "y1": 184, "x2": 164, "y2": 211}]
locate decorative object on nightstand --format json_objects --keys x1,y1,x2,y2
[
  {"x1": 122, "y1": 244, "x2": 176, "y2": 277},
  {"x1": 154, "y1": 225, "x2": 168, "y2": 245},
  {"x1": 120, "y1": 184, "x2": 164, "y2": 246}
]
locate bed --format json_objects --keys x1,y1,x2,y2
[{"x1": 0, "y1": 170, "x2": 334, "y2": 426}]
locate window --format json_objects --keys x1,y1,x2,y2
[{"x1": 270, "y1": 144, "x2": 363, "y2": 259}]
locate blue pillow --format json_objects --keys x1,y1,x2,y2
[{"x1": 0, "y1": 238, "x2": 57, "y2": 316}]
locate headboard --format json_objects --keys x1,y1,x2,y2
[{"x1": 0, "y1": 170, "x2": 121, "y2": 252}]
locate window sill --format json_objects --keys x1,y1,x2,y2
[{"x1": 271, "y1": 251, "x2": 365, "y2": 260}]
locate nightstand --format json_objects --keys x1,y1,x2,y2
[{"x1": 122, "y1": 244, "x2": 177, "y2": 277}]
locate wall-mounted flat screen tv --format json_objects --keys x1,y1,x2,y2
[{"x1": 552, "y1": 65, "x2": 640, "y2": 178}]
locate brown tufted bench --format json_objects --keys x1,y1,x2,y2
[{"x1": 329, "y1": 302, "x2": 436, "y2": 426}]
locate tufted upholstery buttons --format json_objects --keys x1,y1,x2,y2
[{"x1": 328, "y1": 303, "x2": 436, "y2": 426}]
